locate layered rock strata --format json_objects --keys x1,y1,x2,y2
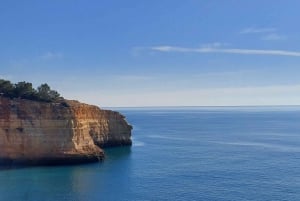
[{"x1": 0, "y1": 97, "x2": 132, "y2": 166}]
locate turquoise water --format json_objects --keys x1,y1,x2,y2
[{"x1": 1, "y1": 107, "x2": 300, "y2": 201}]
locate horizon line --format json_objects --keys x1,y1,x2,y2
[{"x1": 103, "y1": 104, "x2": 300, "y2": 109}]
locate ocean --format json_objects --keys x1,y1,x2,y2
[{"x1": 1, "y1": 106, "x2": 300, "y2": 201}]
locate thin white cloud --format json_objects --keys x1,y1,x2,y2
[
  {"x1": 150, "y1": 46, "x2": 300, "y2": 57},
  {"x1": 240, "y1": 27, "x2": 276, "y2": 34},
  {"x1": 240, "y1": 27, "x2": 286, "y2": 41},
  {"x1": 40, "y1": 52, "x2": 63, "y2": 60},
  {"x1": 262, "y1": 33, "x2": 286, "y2": 41},
  {"x1": 201, "y1": 42, "x2": 227, "y2": 48}
]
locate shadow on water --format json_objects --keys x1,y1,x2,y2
[
  {"x1": 103, "y1": 146, "x2": 132, "y2": 162},
  {"x1": 0, "y1": 159, "x2": 101, "y2": 171},
  {"x1": 0, "y1": 146, "x2": 133, "y2": 201},
  {"x1": 0, "y1": 146, "x2": 132, "y2": 171}
]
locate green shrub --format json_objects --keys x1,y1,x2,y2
[{"x1": 0, "y1": 79, "x2": 63, "y2": 102}]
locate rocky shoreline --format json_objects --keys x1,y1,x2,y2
[{"x1": 0, "y1": 97, "x2": 132, "y2": 166}]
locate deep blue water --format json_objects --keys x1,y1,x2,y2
[{"x1": 1, "y1": 106, "x2": 300, "y2": 201}]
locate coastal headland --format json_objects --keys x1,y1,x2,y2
[{"x1": 0, "y1": 97, "x2": 132, "y2": 166}]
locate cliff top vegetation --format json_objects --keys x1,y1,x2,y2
[{"x1": 0, "y1": 79, "x2": 63, "y2": 102}]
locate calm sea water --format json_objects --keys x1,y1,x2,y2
[{"x1": 1, "y1": 106, "x2": 300, "y2": 201}]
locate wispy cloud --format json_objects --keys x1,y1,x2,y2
[
  {"x1": 201, "y1": 42, "x2": 228, "y2": 48},
  {"x1": 240, "y1": 27, "x2": 286, "y2": 41},
  {"x1": 240, "y1": 27, "x2": 276, "y2": 34},
  {"x1": 262, "y1": 33, "x2": 286, "y2": 41},
  {"x1": 150, "y1": 45, "x2": 300, "y2": 57},
  {"x1": 40, "y1": 52, "x2": 63, "y2": 60}
]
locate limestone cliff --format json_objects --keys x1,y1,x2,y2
[{"x1": 0, "y1": 97, "x2": 132, "y2": 166}]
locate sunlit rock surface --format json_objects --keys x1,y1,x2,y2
[{"x1": 0, "y1": 97, "x2": 132, "y2": 166}]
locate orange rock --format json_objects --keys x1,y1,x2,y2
[{"x1": 0, "y1": 97, "x2": 132, "y2": 166}]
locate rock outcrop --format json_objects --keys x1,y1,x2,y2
[{"x1": 0, "y1": 97, "x2": 132, "y2": 166}]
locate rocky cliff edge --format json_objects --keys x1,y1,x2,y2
[{"x1": 0, "y1": 97, "x2": 132, "y2": 166}]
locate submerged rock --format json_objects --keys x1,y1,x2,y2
[{"x1": 0, "y1": 97, "x2": 132, "y2": 166}]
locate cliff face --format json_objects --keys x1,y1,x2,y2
[
  {"x1": 68, "y1": 100, "x2": 132, "y2": 148},
  {"x1": 0, "y1": 97, "x2": 132, "y2": 166}
]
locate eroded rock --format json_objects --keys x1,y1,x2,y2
[{"x1": 0, "y1": 97, "x2": 132, "y2": 166}]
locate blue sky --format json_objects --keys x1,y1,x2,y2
[{"x1": 1, "y1": 0, "x2": 300, "y2": 106}]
